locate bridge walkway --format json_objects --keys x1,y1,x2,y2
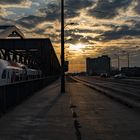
[
  {"x1": 0, "y1": 80, "x2": 75, "y2": 140},
  {"x1": 0, "y1": 77, "x2": 140, "y2": 140}
]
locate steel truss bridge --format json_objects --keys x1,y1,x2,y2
[
  {"x1": 0, "y1": 38, "x2": 60, "y2": 113},
  {"x1": 0, "y1": 38, "x2": 60, "y2": 76}
]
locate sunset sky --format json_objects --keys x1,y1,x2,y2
[{"x1": 0, "y1": 0, "x2": 140, "y2": 72}]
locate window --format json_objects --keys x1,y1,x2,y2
[
  {"x1": 2, "y1": 69, "x2": 7, "y2": 79},
  {"x1": 7, "y1": 71, "x2": 10, "y2": 79}
]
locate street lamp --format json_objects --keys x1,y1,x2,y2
[
  {"x1": 122, "y1": 50, "x2": 130, "y2": 68},
  {"x1": 61, "y1": 0, "x2": 65, "y2": 93},
  {"x1": 61, "y1": 0, "x2": 76, "y2": 93},
  {"x1": 122, "y1": 46, "x2": 140, "y2": 68},
  {"x1": 127, "y1": 52, "x2": 130, "y2": 68},
  {"x1": 114, "y1": 54, "x2": 120, "y2": 71}
]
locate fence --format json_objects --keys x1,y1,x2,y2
[{"x1": 0, "y1": 76, "x2": 59, "y2": 114}]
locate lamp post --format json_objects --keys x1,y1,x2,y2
[
  {"x1": 122, "y1": 46, "x2": 140, "y2": 68},
  {"x1": 114, "y1": 54, "x2": 120, "y2": 71},
  {"x1": 61, "y1": 0, "x2": 65, "y2": 93},
  {"x1": 127, "y1": 53, "x2": 130, "y2": 68},
  {"x1": 122, "y1": 50, "x2": 130, "y2": 68},
  {"x1": 61, "y1": 0, "x2": 75, "y2": 93}
]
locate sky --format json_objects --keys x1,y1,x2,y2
[{"x1": 0, "y1": 0, "x2": 140, "y2": 72}]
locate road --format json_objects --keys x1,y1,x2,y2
[
  {"x1": 67, "y1": 76, "x2": 140, "y2": 140},
  {"x1": 72, "y1": 76, "x2": 140, "y2": 108},
  {"x1": 0, "y1": 77, "x2": 140, "y2": 140}
]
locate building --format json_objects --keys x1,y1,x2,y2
[
  {"x1": 86, "y1": 55, "x2": 111, "y2": 76},
  {"x1": 121, "y1": 67, "x2": 140, "y2": 77}
]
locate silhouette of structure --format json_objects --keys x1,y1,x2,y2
[
  {"x1": 0, "y1": 25, "x2": 60, "y2": 77},
  {"x1": 86, "y1": 55, "x2": 110, "y2": 76},
  {"x1": 0, "y1": 25, "x2": 24, "y2": 39},
  {"x1": 121, "y1": 67, "x2": 140, "y2": 77}
]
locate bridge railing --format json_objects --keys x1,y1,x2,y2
[{"x1": 0, "y1": 76, "x2": 59, "y2": 114}]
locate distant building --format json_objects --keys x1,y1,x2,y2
[
  {"x1": 121, "y1": 67, "x2": 140, "y2": 77},
  {"x1": 86, "y1": 55, "x2": 111, "y2": 75},
  {"x1": 0, "y1": 25, "x2": 24, "y2": 39}
]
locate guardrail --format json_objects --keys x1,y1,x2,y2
[{"x1": 0, "y1": 76, "x2": 59, "y2": 114}]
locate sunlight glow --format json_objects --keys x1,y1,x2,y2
[{"x1": 69, "y1": 43, "x2": 85, "y2": 51}]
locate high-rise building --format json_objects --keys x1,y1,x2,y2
[{"x1": 86, "y1": 55, "x2": 110, "y2": 75}]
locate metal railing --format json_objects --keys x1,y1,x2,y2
[{"x1": 0, "y1": 76, "x2": 59, "y2": 114}]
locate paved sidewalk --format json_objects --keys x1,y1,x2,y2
[
  {"x1": 66, "y1": 77, "x2": 140, "y2": 140},
  {"x1": 0, "y1": 80, "x2": 75, "y2": 140}
]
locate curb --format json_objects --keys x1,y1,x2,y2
[{"x1": 71, "y1": 77, "x2": 140, "y2": 111}]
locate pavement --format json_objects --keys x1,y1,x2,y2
[
  {"x1": 0, "y1": 77, "x2": 140, "y2": 140},
  {"x1": 66, "y1": 77, "x2": 140, "y2": 140},
  {"x1": 0, "y1": 79, "x2": 75, "y2": 140},
  {"x1": 72, "y1": 76, "x2": 140, "y2": 110}
]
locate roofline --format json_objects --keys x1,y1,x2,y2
[{"x1": 0, "y1": 25, "x2": 25, "y2": 39}]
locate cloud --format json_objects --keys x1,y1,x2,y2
[
  {"x1": 88, "y1": 0, "x2": 132, "y2": 19},
  {"x1": 39, "y1": 3, "x2": 60, "y2": 21},
  {"x1": 17, "y1": 2, "x2": 60, "y2": 29},
  {"x1": 31, "y1": 25, "x2": 55, "y2": 37},
  {"x1": 0, "y1": 0, "x2": 23, "y2": 4},
  {"x1": 65, "y1": 0, "x2": 93, "y2": 10},
  {"x1": 134, "y1": 0, "x2": 140, "y2": 14},
  {"x1": 0, "y1": 16, "x2": 15, "y2": 25},
  {"x1": 65, "y1": 28, "x2": 95, "y2": 34},
  {"x1": 94, "y1": 22, "x2": 140, "y2": 41},
  {"x1": 0, "y1": 0, "x2": 31, "y2": 8},
  {"x1": 65, "y1": 0, "x2": 94, "y2": 18},
  {"x1": 17, "y1": 15, "x2": 45, "y2": 28}
]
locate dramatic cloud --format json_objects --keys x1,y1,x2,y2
[
  {"x1": 0, "y1": 0, "x2": 140, "y2": 70},
  {"x1": 98, "y1": 23, "x2": 140, "y2": 41},
  {"x1": 88, "y1": 0, "x2": 132, "y2": 19},
  {"x1": 65, "y1": 0, "x2": 94, "y2": 18},
  {"x1": 39, "y1": 3, "x2": 60, "y2": 21},
  {"x1": 134, "y1": 0, "x2": 140, "y2": 14},
  {"x1": 0, "y1": 0, "x2": 24, "y2": 4},
  {"x1": 17, "y1": 15, "x2": 45, "y2": 28},
  {"x1": 0, "y1": 0, "x2": 31, "y2": 8},
  {"x1": 17, "y1": 3, "x2": 60, "y2": 29}
]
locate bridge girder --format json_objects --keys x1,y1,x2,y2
[{"x1": 0, "y1": 39, "x2": 60, "y2": 76}]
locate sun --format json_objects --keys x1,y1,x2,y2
[{"x1": 69, "y1": 43, "x2": 85, "y2": 51}]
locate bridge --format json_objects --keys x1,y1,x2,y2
[
  {"x1": 0, "y1": 39, "x2": 60, "y2": 76},
  {"x1": 0, "y1": 39, "x2": 140, "y2": 140},
  {"x1": 0, "y1": 38, "x2": 60, "y2": 113},
  {"x1": 0, "y1": 75, "x2": 140, "y2": 140}
]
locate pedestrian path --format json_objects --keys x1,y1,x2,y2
[
  {"x1": 0, "y1": 80, "x2": 75, "y2": 140},
  {"x1": 1, "y1": 77, "x2": 140, "y2": 140}
]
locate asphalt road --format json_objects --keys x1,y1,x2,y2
[
  {"x1": 75, "y1": 76, "x2": 140, "y2": 97},
  {"x1": 67, "y1": 77, "x2": 140, "y2": 140},
  {"x1": 0, "y1": 77, "x2": 139, "y2": 140}
]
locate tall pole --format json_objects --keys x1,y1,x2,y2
[
  {"x1": 115, "y1": 54, "x2": 120, "y2": 71},
  {"x1": 127, "y1": 53, "x2": 129, "y2": 68},
  {"x1": 118, "y1": 55, "x2": 120, "y2": 71},
  {"x1": 61, "y1": 0, "x2": 65, "y2": 93}
]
